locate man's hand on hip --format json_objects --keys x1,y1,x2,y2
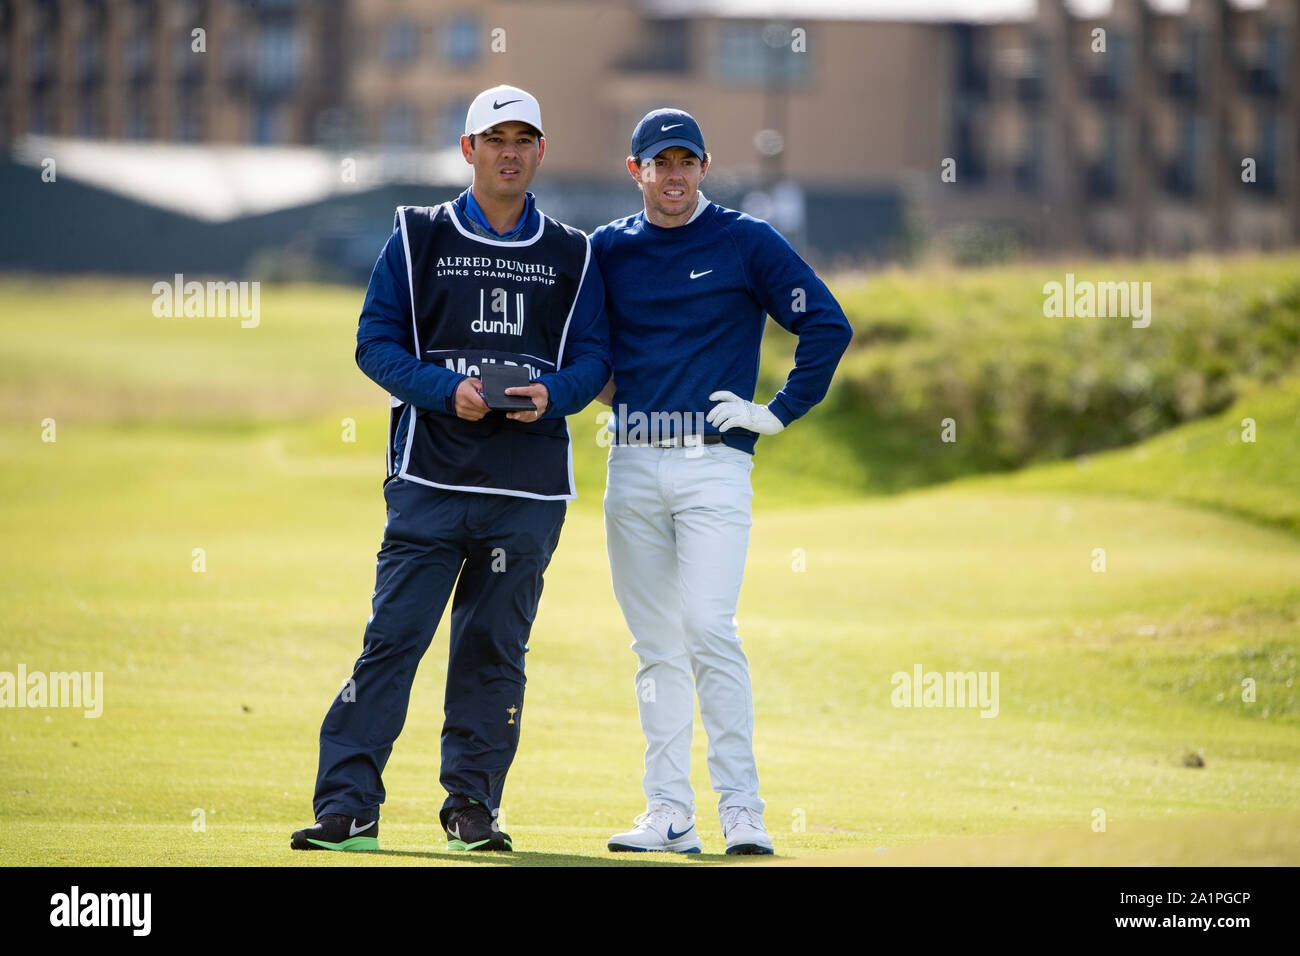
[
  {"x1": 455, "y1": 377, "x2": 490, "y2": 421},
  {"x1": 706, "y1": 390, "x2": 785, "y2": 435},
  {"x1": 505, "y1": 383, "x2": 550, "y2": 423}
]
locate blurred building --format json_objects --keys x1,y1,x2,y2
[
  {"x1": 931, "y1": 0, "x2": 1300, "y2": 254},
  {"x1": 1, "y1": 0, "x2": 346, "y2": 145},
  {"x1": 0, "y1": 0, "x2": 1296, "y2": 273}
]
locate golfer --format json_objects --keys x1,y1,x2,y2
[
  {"x1": 291, "y1": 85, "x2": 610, "y2": 853},
  {"x1": 592, "y1": 108, "x2": 852, "y2": 854}
]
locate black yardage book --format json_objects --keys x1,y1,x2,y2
[{"x1": 479, "y1": 363, "x2": 537, "y2": 411}]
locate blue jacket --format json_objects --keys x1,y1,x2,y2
[
  {"x1": 356, "y1": 189, "x2": 610, "y2": 467},
  {"x1": 590, "y1": 199, "x2": 852, "y2": 454}
]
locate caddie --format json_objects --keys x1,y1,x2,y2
[{"x1": 292, "y1": 84, "x2": 610, "y2": 853}]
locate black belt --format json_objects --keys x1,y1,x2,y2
[{"x1": 621, "y1": 435, "x2": 725, "y2": 448}]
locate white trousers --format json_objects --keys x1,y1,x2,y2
[{"x1": 603, "y1": 442, "x2": 764, "y2": 817}]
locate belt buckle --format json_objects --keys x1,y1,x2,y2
[{"x1": 647, "y1": 435, "x2": 702, "y2": 449}]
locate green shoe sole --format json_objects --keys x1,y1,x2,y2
[
  {"x1": 447, "y1": 838, "x2": 512, "y2": 851},
  {"x1": 304, "y1": 836, "x2": 380, "y2": 851}
]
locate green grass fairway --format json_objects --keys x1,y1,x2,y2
[
  {"x1": 1, "y1": 278, "x2": 1297, "y2": 866},
  {"x1": 774, "y1": 812, "x2": 1300, "y2": 866}
]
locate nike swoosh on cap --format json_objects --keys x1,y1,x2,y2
[
  {"x1": 349, "y1": 819, "x2": 376, "y2": 836},
  {"x1": 661, "y1": 123, "x2": 683, "y2": 131},
  {"x1": 494, "y1": 99, "x2": 522, "y2": 109},
  {"x1": 690, "y1": 270, "x2": 712, "y2": 279}
]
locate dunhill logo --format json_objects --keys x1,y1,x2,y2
[{"x1": 473, "y1": 287, "x2": 525, "y2": 336}]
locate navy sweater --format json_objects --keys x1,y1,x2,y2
[{"x1": 589, "y1": 200, "x2": 852, "y2": 454}]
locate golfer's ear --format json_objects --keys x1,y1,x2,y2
[
  {"x1": 626, "y1": 156, "x2": 642, "y2": 184},
  {"x1": 461, "y1": 135, "x2": 474, "y2": 165},
  {"x1": 536, "y1": 136, "x2": 545, "y2": 163}
]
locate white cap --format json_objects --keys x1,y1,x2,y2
[{"x1": 464, "y1": 85, "x2": 544, "y2": 138}]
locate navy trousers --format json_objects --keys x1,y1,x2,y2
[{"x1": 313, "y1": 476, "x2": 566, "y2": 821}]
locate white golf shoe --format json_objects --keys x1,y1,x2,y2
[
  {"x1": 720, "y1": 805, "x2": 774, "y2": 855},
  {"x1": 607, "y1": 803, "x2": 703, "y2": 853}
]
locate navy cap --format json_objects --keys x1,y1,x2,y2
[{"x1": 630, "y1": 108, "x2": 706, "y2": 163}]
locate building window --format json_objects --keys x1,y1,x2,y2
[
  {"x1": 1162, "y1": 111, "x2": 1202, "y2": 197},
  {"x1": 716, "y1": 22, "x2": 807, "y2": 87},
  {"x1": 29, "y1": 91, "x2": 51, "y2": 134},
  {"x1": 1086, "y1": 30, "x2": 1128, "y2": 101},
  {"x1": 176, "y1": 13, "x2": 205, "y2": 85},
  {"x1": 1008, "y1": 32, "x2": 1047, "y2": 103},
  {"x1": 176, "y1": 90, "x2": 202, "y2": 142},
  {"x1": 620, "y1": 18, "x2": 690, "y2": 72},
  {"x1": 31, "y1": 0, "x2": 58, "y2": 89},
  {"x1": 1014, "y1": 114, "x2": 1043, "y2": 192},
  {"x1": 953, "y1": 24, "x2": 989, "y2": 99},
  {"x1": 31, "y1": 31, "x2": 54, "y2": 88},
  {"x1": 950, "y1": 102, "x2": 987, "y2": 188},
  {"x1": 439, "y1": 15, "x2": 481, "y2": 68},
  {"x1": 252, "y1": 100, "x2": 285, "y2": 144},
  {"x1": 436, "y1": 98, "x2": 471, "y2": 146},
  {"x1": 33, "y1": 0, "x2": 58, "y2": 32},
  {"x1": 1161, "y1": 26, "x2": 1202, "y2": 99},
  {"x1": 1244, "y1": 24, "x2": 1285, "y2": 97},
  {"x1": 127, "y1": 0, "x2": 157, "y2": 85},
  {"x1": 127, "y1": 90, "x2": 152, "y2": 139},
  {"x1": 78, "y1": 31, "x2": 104, "y2": 86},
  {"x1": 125, "y1": 32, "x2": 152, "y2": 85},
  {"x1": 1085, "y1": 114, "x2": 1122, "y2": 199},
  {"x1": 385, "y1": 20, "x2": 418, "y2": 64},
  {"x1": 255, "y1": 24, "x2": 299, "y2": 93},
  {"x1": 223, "y1": 30, "x2": 247, "y2": 89},
  {"x1": 78, "y1": 95, "x2": 101, "y2": 137}
]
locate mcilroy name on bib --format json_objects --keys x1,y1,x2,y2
[{"x1": 390, "y1": 202, "x2": 590, "y2": 499}]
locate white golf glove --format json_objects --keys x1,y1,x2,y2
[{"x1": 706, "y1": 390, "x2": 786, "y2": 435}]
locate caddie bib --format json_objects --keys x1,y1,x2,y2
[{"x1": 389, "y1": 202, "x2": 590, "y2": 499}]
